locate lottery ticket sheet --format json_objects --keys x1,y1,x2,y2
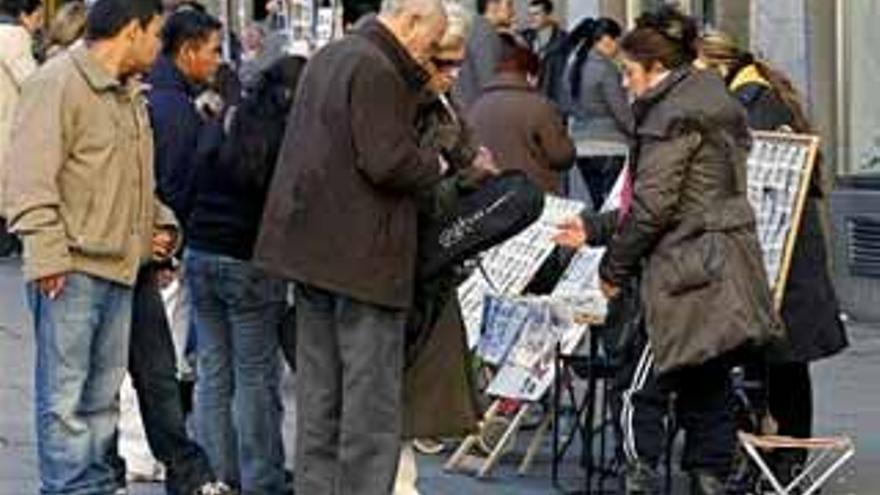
[
  {"x1": 484, "y1": 298, "x2": 588, "y2": 402},
  {"x1": 745, "y1": 133, "x2": 817, "y2": 291},
  {"x1": 458, "y1": 195, "x2": 586, "y2": 349},
  {"x1": 551, "y1": 247, "x2": 608, "y2": 322}
]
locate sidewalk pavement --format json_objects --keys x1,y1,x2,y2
[{"x1": 0, "y1": 259, "x2": 870, "y2": 494}]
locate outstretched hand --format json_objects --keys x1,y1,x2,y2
[{"x1": 553, "y1": 216, "x2": 589, "y2": 249}]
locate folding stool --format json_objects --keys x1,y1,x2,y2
[{"x1": 738, "y1": 431, "x2": 854, "y2": 495}]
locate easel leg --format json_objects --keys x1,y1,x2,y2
[
  {"x1": 478, "y1": 404, "x2": 530, "y2": 478},
  {"x1": 519, "y1": 409, "x2": 553, "y2": 475}
]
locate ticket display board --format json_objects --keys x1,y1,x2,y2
[{"x1": 746, "y1": 131, "x2": 820, "y2": 308}]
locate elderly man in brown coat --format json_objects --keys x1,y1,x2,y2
[
  {"x1": 254, "y1": 0, "x2": 450, "y2": 493},
  {"x1": 468, "y1": 32, "x2": 575, "y2": 195}
]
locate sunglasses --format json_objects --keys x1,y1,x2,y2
[{"x1": 432, "y1": 57, "x2": 464, "y2": 70}]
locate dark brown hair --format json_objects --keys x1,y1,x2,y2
[
  {"x1": 620, "y1": 6, "x2": 698, "y2": 70},
  {"x1": 496, "y1": 32, "x2": 540, "y2": 76}
]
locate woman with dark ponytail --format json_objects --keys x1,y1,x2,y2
[
  {"x1": 561, "y1": 16, "x2": 631, "y2": 209},
  {"x1": 698, "y1": 31, "x2": 848, "y2": 486},
  {"x1": 556, "y1": 7, "x2": 780, "y2": 494}
]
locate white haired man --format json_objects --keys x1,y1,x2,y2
[{"x1": 254, "y1": 0, "x2": 448, "y2": 493}]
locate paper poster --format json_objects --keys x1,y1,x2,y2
[
  {"x1": 476, "y1": 296, "x2": 543, "y2": 366},
  {"x1": 551, "y1": 247, "x2": 608, "y2": 321},
  {"x1": 458, "y1": 195, "x2": 585, "y2": 349},
  {"x1": 485, "y1": 299, "x2": 587, "y2": 402}
]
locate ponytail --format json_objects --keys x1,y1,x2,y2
[{"x1": 567, "y1": 17, "x2": 622, "y2": 101}]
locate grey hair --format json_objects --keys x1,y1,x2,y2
[
  {"x1": 439, "y1": 0, "x2": 472, "y2": 48},
  {"x1": 381, "y1": 0, "x2": 446, "y2": 18}
]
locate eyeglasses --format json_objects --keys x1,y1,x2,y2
[{"x1": 432, "y1": 57, "x2": 464, "y2": 70}]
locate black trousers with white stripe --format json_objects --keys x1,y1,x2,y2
[{"x1": 614, "y1": 327, "x2": 738, "y2": 478}]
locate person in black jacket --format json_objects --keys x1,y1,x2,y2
[
  {"x1": 521, "y1": 0, "x2": 567, "y2": 105},
  {"x1": 185, "y1": 55, "x2": 304, "y2": 494},
  {"x1": 147, "y1": 9, "x2": 224, "y2": 227},
  {"x1": 697, "y1": 31, "x2": 849, "y2": 484}
]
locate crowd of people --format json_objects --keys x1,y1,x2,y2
[{"x1": 0, "y1": 0, "x2": 848, "y2": 494}]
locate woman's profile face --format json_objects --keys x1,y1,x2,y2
[
  {"x1": 621, "y1": 56, "x2": 665, "y2": 98},
  {"x1": 428, "y1": 41, "x2": 466, "y2": 94},
  {"x1": 595, "y1": 35, "x2": 618, "y2": 58}
]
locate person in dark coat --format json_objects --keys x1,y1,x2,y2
[
  {"x1": 253, "y1": 2, "x2": 449, "y2": 493},
  {"x1": 185, "y1": 56, "x2": 306, "y2": 494},
  {"x1": 521, "y1": 0, "x2": 567, "y2": 105},
  {"x1": 467, "y1": 33, "x2": 575, "y2": 195},
  {"x1": 147, "y1": 10, "x2": 224, "y2": 227},
  {"x1": 555, "y1": 9, "x2": 782, "y2": 494},
  {"x1": 697, "y1": 31, "x2": 848, "y2": 482}
]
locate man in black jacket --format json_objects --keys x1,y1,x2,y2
[
  {"x1": 254, "y1": 0, "x2": 447, "y2": 493},
  {"x1": 521, "y1": 0, "x2": 568, "y2": 105}
]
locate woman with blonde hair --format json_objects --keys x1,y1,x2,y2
[
  {"x1": 395, "y1": 1, "x2": 500, "y2": 493},
  {"x1": 697, "y1": 31, "x2": 848, "y2": 486},
  {"x1": 41, "y1": 0, "x2": 86, "y2": 59}
]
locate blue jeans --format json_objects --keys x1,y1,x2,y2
[
  {"x1": 28, "y1": 273, "x2": 133, "y2": 495},
  {"x1": 185, "y1": 249, "x2": 286, "y2": 494}
]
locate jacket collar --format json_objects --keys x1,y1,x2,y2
[
  {"x1": 483, "y1": 72, "x2": 534, "y2": 93},
  {"x1": 730, "y1": 64, "x2": 769, "y2": 92},
  {"x1": 354, "y1": 17, "x2": 430, "y2": 91},
  {"x1": 632, "y1": 66, "x2": 691, "y2": 123},
  {"x1": 146, "y1": 55, "x2": 199, "y2": 96},
  {"x1": 70, "y1": 44, "x2": 121, "y2": 92}
]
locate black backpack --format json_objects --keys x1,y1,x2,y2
[{"x1": 417, "y1": 171, "x2": 545, "y2": 281}]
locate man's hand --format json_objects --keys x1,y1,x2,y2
[
  {"x1": 600, "y1": 279, "x2": 620, "y2": 299},
  {"x1": 553, "y1": 216, "x2": 589, "y2": 249},
  {"x1": 467, "y1": 147, "x2": 501, "y2": 184},
  {"x1": 37, "y1": 273, "x2": 66, "y2": 300},
  {"x1": 152, "y1": 230, "x2": 177, "y2": 260}
]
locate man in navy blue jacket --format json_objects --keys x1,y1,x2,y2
[
  {"x1": 147, "y1": 9, "x2": 224, "y2": 226},
  {"x1": 135, "y1": 8, "x2": 235, "y2": 495}
]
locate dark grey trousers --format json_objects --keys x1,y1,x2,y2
[{"x1": 294, "y1": 283, "x2": 405, "y2": 495}]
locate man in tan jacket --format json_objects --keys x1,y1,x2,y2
[
  {"x1": 3, "y1": 1, "x2": 176, "y2": 493},
  {"x1": 0, "y1": 0, "x2": 42, "y2": 257}
]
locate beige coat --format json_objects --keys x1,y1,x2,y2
[
  {"x1": 0, "y1": 23, "x2": 37, "y2": 211},
  {"x1": 5, "y1": 45, "x2": 176, "y2": 286}
]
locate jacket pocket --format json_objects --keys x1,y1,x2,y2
[
  {"x1": 68, "y1": 179, "x2": 131, "y2": 258},
  {"x1": 660, "y1": 233, "x2": 725, "y2": 296}
]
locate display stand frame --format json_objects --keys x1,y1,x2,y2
[{"x1": 748, "y1": 131, "x2": 821, "y2": 310}]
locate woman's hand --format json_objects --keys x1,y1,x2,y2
[{"x1": 553, "y1": 216, "x2": 589, "y2": 249}]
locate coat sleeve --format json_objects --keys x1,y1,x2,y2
[
  {"x1": 350, "y1": 62, "x2": 443, "y2": 193},
  {"x1": 5, "y1": 73, "x2": 73, "y2": 281},
  {"x1": 601, "y1": 65, "x2": 635, "y2": 137},
  {"x1": 581, "y1": 208, "x2": 619, "y2": 247},
  {"x1": 599, "y1": 130, "x2": 702, "y2": 285},
  {"x1": 535, "y1": 100, "x2": 576, "y2": 171},
  {"x1": 2, "y1": 29, "x2": 37, "y2": 89}
]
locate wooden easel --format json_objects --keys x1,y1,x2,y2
[
  {"x1": 750, "y1": 131, "x2": 821, "y2": 311},
  {"x1": 444, "y1": 399, "x2": 554, "y2": 478},
  {"x1": 445, "y1": 314, "x2": 602, "y2": 479}
]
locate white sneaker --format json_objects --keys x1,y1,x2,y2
[{"x1": 194, "y1": 481, "x2": 236, "y2": 495}]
